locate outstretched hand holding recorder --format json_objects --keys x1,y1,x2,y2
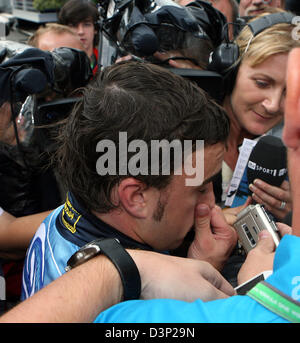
[{"x1": 233, "y1": 204, "x2": 281, "y2": 254}]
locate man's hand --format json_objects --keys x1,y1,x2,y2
[
  {"x1": 187, "y1": 203, "x2": 238, "y2": 271},
  {"x1": 153, "y1": 51, "x2": 202, "y2": 69},
  {"x1": 237, "y1": 223, "x2": 293, "y2": 285},
  {"x1": 129, "y1": 249, "x2": 235, "y2": 302},
  {"x1": 222, "y1": 197, "x2": 252, "y2": 226}
]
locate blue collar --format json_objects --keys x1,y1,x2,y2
[{"x1": 56, "y1": 192, "x2": 155, "y2": 251}]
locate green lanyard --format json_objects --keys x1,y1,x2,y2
[{"x1": 248, "y1": 281, "x2": 300, "y2": 323}]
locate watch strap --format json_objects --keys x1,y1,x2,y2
[
  {"x1": 97, "y1": 238, "x2": 141, "y2": 301},
  {"x1": 66, "y1": 238, "x2": 141, "y2": 301}
]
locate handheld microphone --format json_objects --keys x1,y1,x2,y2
[{"x1": 247, "y1": 135, "x2": 287, "y2": 188}]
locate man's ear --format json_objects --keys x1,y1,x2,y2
[{"x1": 117, "y1": 178, "x2": 151, "y2": 219}]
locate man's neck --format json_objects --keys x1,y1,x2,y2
[{"x1": 94, "y1": 209, "x2": 145, "y2": 245}]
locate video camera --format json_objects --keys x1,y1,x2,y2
[
  {"x1": 0, "y1": 45, "x2": 91, "y2": 152},
  {"x1": 0, "y1": 41, "x2": 91, "y2": 218},
  {"x1": 0, "y1": 0, "x2": 227, "y2": 149},
  {"x1": 96, "y1": 0, "x2": 227, "y2": 102}
]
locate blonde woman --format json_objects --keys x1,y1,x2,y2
[{"x1": 217, "y1": 10, "x2": 300, "y2": 221}]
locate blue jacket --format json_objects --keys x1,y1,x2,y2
[
  {"x1": 21, "y1": 193, "x2": 155, "y2": 300},
  {"x1": 21, "y1": 206, "x2": 79, "y2": 299},
  {"x1": 96, "y1": 235, "x2": 300, "y2": 323}
]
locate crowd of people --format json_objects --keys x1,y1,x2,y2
[{"x1": 0, "y1": 0, "x2": 300, "y2": 323}]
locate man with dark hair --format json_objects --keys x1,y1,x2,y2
[
  {"x1": 21, "y1": 60, "x2": 237, "y2": 303},
  {"x1": 58, "y1": 0, "x2": 99, "y2": 74}
]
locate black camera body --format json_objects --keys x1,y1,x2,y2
[
  {"x1": 168, "y1": 68, "x2": 224, "y2": 103},
  {"x1": 97, "y1": 0, "x2": 226, "y2": 102}
]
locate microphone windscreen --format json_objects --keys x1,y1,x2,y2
[
  {"x1": 131, "y1": 25, "x2": 159, "y2": 56},
  {"x1": 247, "y1": 135, "x2": 287, "y2": 187},
  {"x1": 14, "y1": 68, "x2": 47, "y2": 101}
]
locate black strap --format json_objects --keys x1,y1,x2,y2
[{"x1": 97, "y1": 239, "x2": 141, "y2": 301}]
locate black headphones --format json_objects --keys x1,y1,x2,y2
[{"x1": 208, "y1": 12, "x2": 295, "y2": 95}]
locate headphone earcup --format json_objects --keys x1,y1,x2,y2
[
  {"x1": 208, "y1": 12, "x2": 296, "y2": 97},
  {"x1": 208, "y1": 42, "x2": 239, "y2": 74},
  {"x1": 208, "y1": 42, "x2": 240, "y2": 98}
]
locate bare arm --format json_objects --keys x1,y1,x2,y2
[
  {"x1": 0, "y1": 210, "x2": 52, "y2": 259},
  {"x1": 0, "y1": 253, "x2": 122, "y2": 323},
  {"x1": 0, "y1": 249, "x2": 235, "y2": 323}
]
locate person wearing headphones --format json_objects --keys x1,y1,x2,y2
[
  {"x1": 209, "y1": 9, "x2": 299, "y2": 221},
  {"x1": 203, "y1": 9, "x2": 300, "y2": 286}
]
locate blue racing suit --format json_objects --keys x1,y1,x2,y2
[
  {"x1": 21, "y1": 192, "x2": 154, "y2": 300},
  {"x1": 97, "y1": 235, "x2": 300, "y2": 323}
]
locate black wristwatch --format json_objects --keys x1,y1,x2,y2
[{"x1": 65, "y1": 238, "x2": 141, "y2": 301}]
